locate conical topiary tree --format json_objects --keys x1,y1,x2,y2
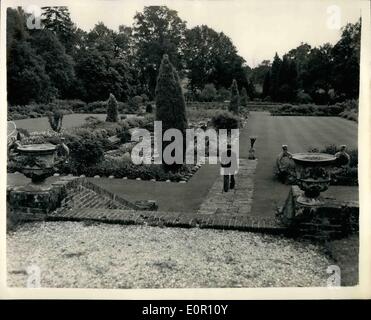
[
  {"x1": 229, "y1": 79, "x2": 240, "y2": 114},
  {"x1": 240, "y1": 87, "x2": 249, "y2": 107},
  {"x1": 155, "y1": 54, "x2": 188, "y2": 166},
  {"x1": 106, "y1": 93, "x2": 119, "y2": 122},
  {"x1": 155, "y1": 54, "x2": 187, "y2": 134}
]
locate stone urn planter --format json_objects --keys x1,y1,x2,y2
[
  {"x1": 7, "y1": 141, "x2": 70, "y2": 220},
  {"x1": 292, "y1": 153, "x2": 337, "y2": 206},
  {"x1": 248, "y1": 136, "x2": 257, "y2": 160},
  {"x1": 15, "y1": 141, "x2": 69, "y2": 189}
]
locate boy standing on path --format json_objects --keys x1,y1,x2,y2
[{"x1": 220, "y1": 143, "x2": 239, "y2": 192}]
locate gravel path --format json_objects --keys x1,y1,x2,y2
[{"x1": 7, "y1": 222, "x2": 332, "y2": 288}]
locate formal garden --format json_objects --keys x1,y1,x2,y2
[{"x1": 6, "y1": 6, "x2": 360, "y2": 288}]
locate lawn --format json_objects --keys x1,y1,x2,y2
[
  {"x1": 13, "y1": 113, "x2": 135, "y2": 133},
  {"x1": 10, "y1": 111, "x2": 358, "y2": 216},
  {"x1": 243, "y1": 112, "x2": 358, "y2": 217}
]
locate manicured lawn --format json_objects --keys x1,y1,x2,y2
[
  {"x1": 90, "y1": 164, "x2": 219, "y2": 213},
  {"x1": 243, "y1": 112, "x2": 358, "y2": 217},
  {"x1": 10, "y1": 111, "x2": 358, "y2": 216},
  {"x1": 13, "y1": 113, "x2": 134, "y2": 132}
]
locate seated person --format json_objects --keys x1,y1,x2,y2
[
  {"x1": 275, "y1": 145, "x2": 295, "y2": 183},
  {"x1": 335, "y1": 145, "x2": 351, "y2": 167},
  {"x1": 332, "y1": 145, "x2": 351, "y2": 181}
]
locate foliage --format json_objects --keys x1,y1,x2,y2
[
  {"x1": 256, "y1": 19, "x2": 360, "y2": 104},
  {"x1": 6, "y1": 6, "x2": 360, "y2": 107},
  {"x1": 155, "y1": 54, "x2": 188, "y2": 134},
  {"x1": 184, "y1": 25, "x2": 249, "y2": 92},
  {"x1": 211, "y1": 111, "x2": 240, "y2": 130},
  {"x1": 308, "y1": 144, "x2": 358, "y2": 185},
  {"x1": 270, "y1": 103, "x2": 347, "y2": 117},
  {"x1": 200, "y1": 84, "x2": 217, "y2": 102},
  {"x1": 240, "y1": 87, "x2": 249, "y2": 107},
  {"x1": 146, "y1": 103, "x2": 153, "y2": 113},
  {"x1": 47, "y1": 109, "x2": 64, "y2": 132},
  {"x1": 106, "y1": 93, "x2": 119, "y2": 122},
  {"x1": 229, "y1": 79, "x2": 240, "y2": 114},
  {"x1": 133, "y1": 6, "x2": 187, "y2": 97}
]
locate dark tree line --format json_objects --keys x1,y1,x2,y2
[
  {"x1": 257, "y1": 19, "x2": 361, "y2": 104},
  {"x1": 7, "y1": 6, "x2": 252, "y2": 106}
]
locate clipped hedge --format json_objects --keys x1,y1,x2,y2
[{"x1": 308, "y1": 144, "x2": 358, "y2": 186}]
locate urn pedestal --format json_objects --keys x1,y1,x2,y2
[{"x1": 8, "y1": 142, "x2": 69, "y2": 220}]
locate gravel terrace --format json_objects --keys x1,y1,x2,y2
[{"x1": 7, "y1": 221, "x2": 332, "y2": 288}]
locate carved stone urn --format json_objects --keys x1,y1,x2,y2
[
  {"x1": 7, "y1": 141, "x2": 70, "y2": 219},
  {"x1": 292, "y1": 153, "x2": 337, "y2": 206},
  {"x1": 14, "y1": 141, "x2": 69, "y2": 190}
]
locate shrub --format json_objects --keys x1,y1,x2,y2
[
  {"x1": 240, "y1": 87, "x2": 249, "y2": 107},
  {"x1": 263, "y1": 96, "x2": 272, "y2": 102},
  {"x1": 200, "y1": 84, "x2": 217, "y2": 102},
  {"x1": 127, "y1": 96, "x2": 143, "y2": 114},
  {"x1": 83, "y1": 116, "x2": 103, "y2": 129},
  {"x1": 146, "y1": 103, "x2": 153, "y2": 113},
  {"x1": 64, "y1": 138, "x2": 104, "y2": 173},
  {"x1": 29, "y1": 111, "x2": 41, "y2": 118},
  {"x1": 106, "y1": 93, "x2": 119, "y2": 122},
  {"x1": 87, "y1": 101, "x2": 106, "y2": 113},
  {"x1": 211, "y1": 111, "x2": 240, "y2": 130},
  {"x1": 296, "y1": 91, "x2": 313, "y2": 104},
  {"x1": 56, "y1": 99, "x2": 86, "y2": 112},
  {"x1": 16, "y1": 127, "x2": 30, "y2": 137},
  {"x1": 308, "y1": 144, "x2": 358, "y2": 185},
  {"x1": 217, "y1": 87, "x2": 230, "y2": 102},
  {"x1": 47, "y1": 110, "x2": 63, "y2": 132},
  {"x1": 328, "y1": 105, "x2": 344, "y2": 116},
  {"x1": 229, "y1": 79, "x2": 240, "y2": 114},
  {"x1": 81, "y1": 157, "x2": 194, "y2": 181},
  {"x1": 337, "y1": 99, "x2": 358, "y2": 111},
  {"x1": 117, "y1": 122, "x2": 131, "y2": 143},
  {"x1": 141, "y1": 94, "x2": 149, "y2": 103}
]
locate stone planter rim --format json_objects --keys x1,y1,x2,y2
[
  {"x1": 292, "y1": 152, "x2": 336, "y2": 166},
  {"x1": 17, "y1": 143, "x2": 57, "y2": 154}
]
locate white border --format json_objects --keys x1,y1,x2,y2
[{"x1": 0, "y1": 0, "x2": 370, "y2": 299}]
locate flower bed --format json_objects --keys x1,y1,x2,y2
[{"x1": 308, "y1": 145, "x2": 358, "y2": 186}]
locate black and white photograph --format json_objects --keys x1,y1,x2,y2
[{"x1": 2, "y1": 0, "x2": 370, "y2": 297}]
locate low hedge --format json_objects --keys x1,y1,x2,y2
[
  {"x1": 61, "y1": 157, "x2": 195, "y2": 182},
  {"x1": 308, "y1": 144, "x2": 358, "y2": 186},
  {"x1": 270, "y1": 104, "x2": 346, "y2": 116},
  {"x1": 8, "y1": 100, "x2": 83, "y2": 120}
]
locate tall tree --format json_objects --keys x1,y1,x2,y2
[
  {"x1": 7, "y1": 8, "x2": 56, "y2": 105},
  {"x1": 7, "y1": 41, "x2": 56, "y2": 105},
  {"x1": 262, "y1": 71, "x2": 271, "y2": 98},
  {"x1": 155, "y1": 54, "x2": 187, "y2": 134},
  {"x1": 30, "y1": 29, "x2": 75, "y2": 98},
  {"x1": 155, "y1": 54, "x2": 188, "y2": 166},
  {"x1": 184, "y1": 25, "x2": 248, "y2": 92},
  {"x1": 41, "y1": 6, "x2": 76, "y2": 53},
  {"x1": 269, "y1": 53, "x2": 282, "y2": 100},
  {"x1": 331, "y1": 19, "x2": 361, "y2": 99},
  {"x1": 250, "y1": 60, "x2": 271, "y2": 90},
  {"x1": 106, "y1": 93, "x2": 119, "y2": 122},
  {"x1": 133, "y1": 6, "x2": 187, "y2": 97}
]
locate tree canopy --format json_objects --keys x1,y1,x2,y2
[{"x1": 6, "y1": 6, "x2": 360, "y2": 106}]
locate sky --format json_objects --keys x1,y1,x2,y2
[{"x1": 23, "y1": 0, "x2": 363, "y2": 67}]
